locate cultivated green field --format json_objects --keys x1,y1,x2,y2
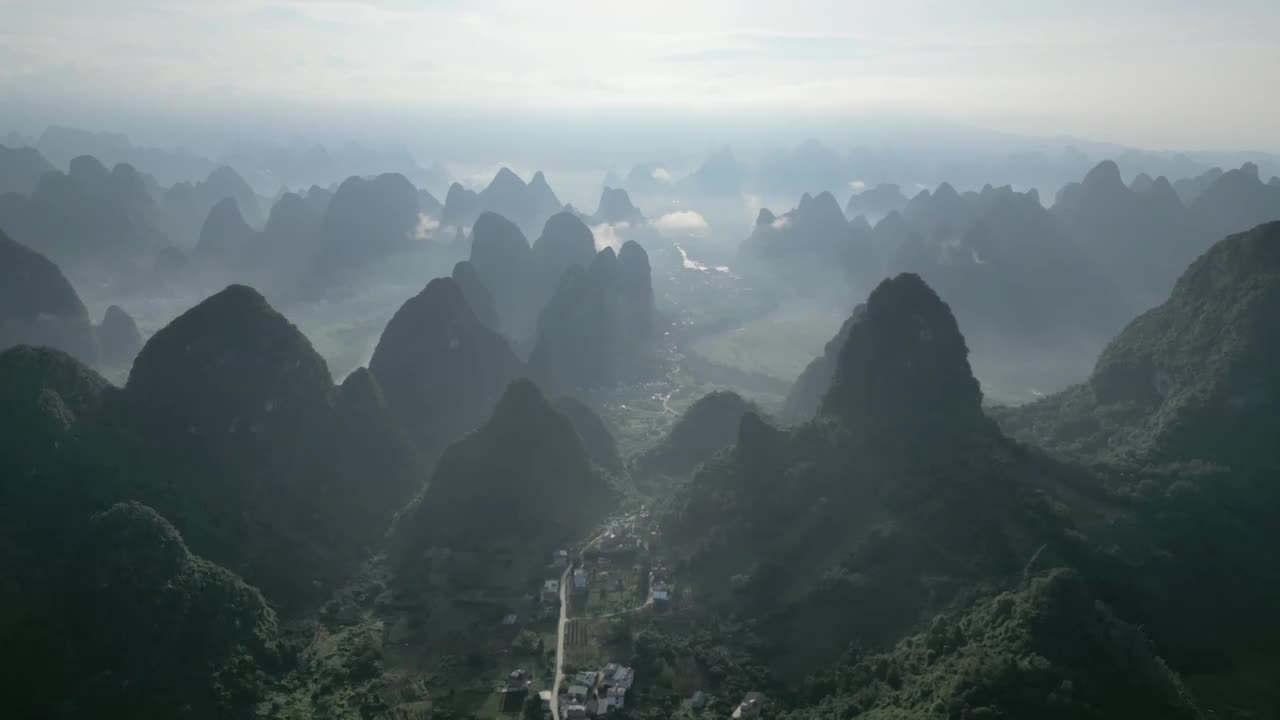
[{"x1": 691, "y1": 309, "x2": 846, "y2": 383}]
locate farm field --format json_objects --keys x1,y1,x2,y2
[{"x1": 691, "y1": 308, "x2": 845, "y2": 383}]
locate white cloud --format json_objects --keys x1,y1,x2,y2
[
  {"x1": 770, "y1": 216, "x2": 791, "y2": 230},
  {"x1": 650, "y1": 167, "x2": 672, "y2": 182},
  {"x1": 590, "y1": 221, "x2": 628, "y2": 252},
  {"x1": 413, "y1": 213, "x2": 440, "y2": 240},
  {"x1": 653, "y1": 210, "x2": 709, "y2": 237},
  {"x1": 848, "y1": 180, "x2": 866, "y2": 193}
]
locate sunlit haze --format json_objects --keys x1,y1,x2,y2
[{"x1": 3, "y1": 0, "x2": 1279, "y2": 151}]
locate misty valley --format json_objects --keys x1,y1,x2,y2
[{"x1": 3, "y1": 122, "x2": 1280, "y2": 720}]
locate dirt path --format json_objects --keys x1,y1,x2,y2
[
  {"x1": 551, "y1": 526, "x2": 655, "y2": 717},
  {"x1": 549, "y1": 563, "x2": 572, "y2": 719},
  {"x1": 659, "y1": 390, "x2": 677, "y2": 416}
]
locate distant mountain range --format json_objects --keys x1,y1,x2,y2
[{"x1": 740, "y1": 159, "x2": 1280, "y2": 373}]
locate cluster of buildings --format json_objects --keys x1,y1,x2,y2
[
  {"x1": 649, "y1": 560, "x2": 673, "y2": 607},
  {"x1": 596, "y1": 514, "x2": 646, "y2": 554},
  {"x1": 559, "y1": 663, "x2": 636, "y2": 719}
]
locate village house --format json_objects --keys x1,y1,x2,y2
[
  {"x1": 603, "y1": 685, "x2": 627, "y2": 711},
  {"x1": 543, "y1": 579, "x2": 560, "y2": 604},
  {"x1": 567, "y1": 684, "x2": 590, "y2": 704},
  {"x1": 499, "y1": 670, "x2": 530, "y2": 713},
  {"x1": 554, "y1": 549, "x2": 570, "y2": 568},
  {"x1": 539, "y1": 690, "x2": 553, "y2": 711},
  {"x1": 599, "y1": 663, "x2": 635, "y2": 691},
  {"x1": 505, "y1": 669, "x2": 529, "y2": 690},
  {"x1": 564, "y1": 703, "x2": 587, "y2": 720},
  {"x1": 573, "y1": 568, "x2": 588, "y2": 593},
  {"x1": 732, "y1": 692, "x2": 766, "y2": 719},
  {"x1": 572, "y1": 670, "x2": 600, "y2": 690}
]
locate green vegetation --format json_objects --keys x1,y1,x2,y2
[
  {"x1": 393, "y1": 379, "x2": 617, "y2": 562},
  {"x1": 785, "y1": 569, "x2": 1201, "y2": 719},
  {"x1": 692, "y1": 308, "x2": 845, "y2": 382},
  {"x1": 5, "y1": 212, "x2": 1280, "y2": 720},
  {"x1": 631, "y1": 389, "x2": 758, "y2": 479},
  {"x1": 995, "y1": 221, "x2": 1280, "y2": 467},
  {"x1": 2, "y1": 501, "x2": 282, "y2": 719}
]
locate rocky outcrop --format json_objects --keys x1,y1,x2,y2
[{"x1": 819, "y1": 273, "x2": 984, "y2": 430}]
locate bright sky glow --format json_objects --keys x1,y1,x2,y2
[{"x1": 2, "y1": 0, "x2": 1278, "y2": 149}]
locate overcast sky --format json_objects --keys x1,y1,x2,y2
[{"x1": 2, "y1": 0, "x2": 1278, "y2": 151}]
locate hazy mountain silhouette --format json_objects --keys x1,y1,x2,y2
[
  {"x1": 0, "y1": 228, "x2": 96, "y2": 364},
  {"x1": 0, "y1": 144, "x2": 54, "y2": 195},
  {"x1": 35, "y1": 125, "x2": 218, "y2": 187},
  {"x1": 531, "y1": 210, "x2": 599, "y2": 310},
  {"x1": 161, "y1": 165, "x2": 262, "y2": 246},
  {"x1": 468, "y1": 211, "x2": 536, "y2": 340},
  {"x1": 632, "y1": 390, "x2": 756, "y2": 478},
  {"x1": 95, "y1": 304, "x2": 143, "y2": 369},
  {"x1": 528, "y1": 263, "x2": 617, "y2": 392},
  {"x1": 592, "y1": 186, "x2": 644, "y2": 225},
  {"x1": 320, "y1": 172, "x2": 419, "y2": 262},
  {"x1": 681, "y1": 146, "x2": 746, "y2": 196},
  {"x1": 616, "y1": 240, "x2": 655, "y2": 351},
  {"x1": 1188, "y1": 162, "x2": 1280, "y2": 241},
  {"x1": 1053, "y1": 160, "x2": 1201, "y2": 308},
  {"x1": 258, "y1": 190, "x2": 322, "y2": 276},
  {"x1": 195, "y1": 197, "x2": 257, "y2": 263},
  {"x1": 441, "y1": 168, "x2": 565, "y2": 238},
  {"x1": 368, "y1": 276, "x2": 524, "y2": 450},
  {"x1": 845, "y1": 182, "x2": 909, "y2": 220},
  {"x1": 554, "y1": 395, "x2": 625, "y2": 474},
  {"x1": 1173, "y1": 166, "x2": 1223, "y2": 204},
  {"x1": 756, "y1": 139, "x2": 851, "y2": 197},
  {"x1": 0, "y1": 155, "x2": 170, "y2": 275},
  {"x1": 441, "y1": 182, "x2": 480, "y2": 228},
  {"x1": 781, "y1": 305, "x2": 862, "y2": 424},
  {"x1": 392, "y1": 379, "x2": 616, "y2": 561},
  {"x1": 739, "y1": 190, "x2": 877, "y2": 291},
  {"x1": 418, "y1": 187, "x2": 442, "y2": 216},
  {"x1": 450, "y1": 259, "x2": 500, "y2": 332}
]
